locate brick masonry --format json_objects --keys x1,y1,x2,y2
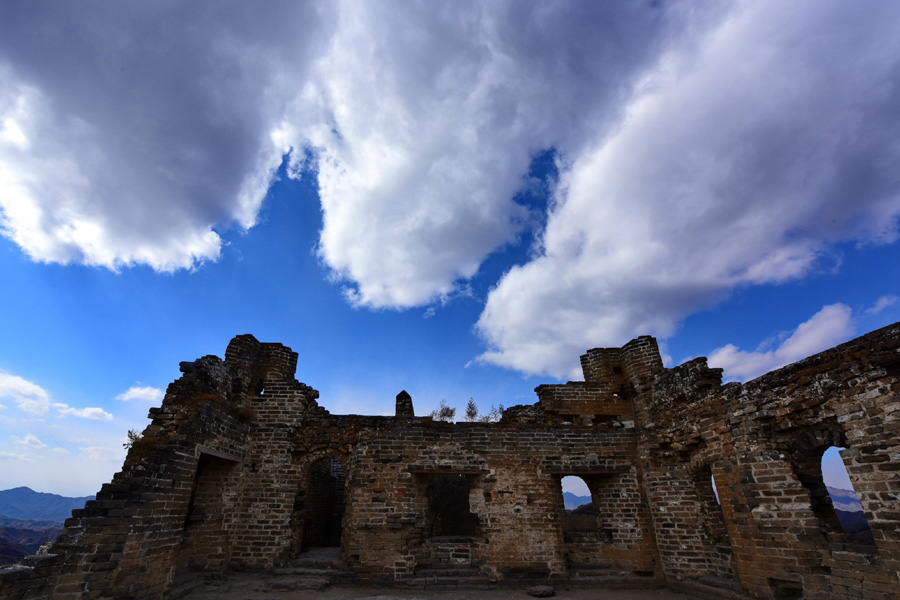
[{"x1": 1, "y1": 324, "x2": 898, "y2": 599}]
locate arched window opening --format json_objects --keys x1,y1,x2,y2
[
  {"x1": 821, "y1": 446, "x2": 874, "y2": 547},
  {"x1": 425, "y1": 473, "x2": 479, "y2": 538},
  {"x1": 561, "y1": 476, "x2": 597, "y2": 534}
]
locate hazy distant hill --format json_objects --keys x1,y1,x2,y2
[
  {"x1": 0, "y1": 488, "x2": 91, "y2": 566},
  {"x1": 0, "y1": 518, "x2": 62, "y2": 565},
  {"x1": 563, "y1": 492, "x2": 590, "y2": 510},
  {"x1": 0, "y1": 487, "x2": 93, "y2": 522},
  {"x1": 0, "y1": 515, "x2": 64, "y2": 566},
  {"x1": 827, "y1": 486, "x2": 863, "y2": 513}
]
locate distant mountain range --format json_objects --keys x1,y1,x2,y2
[
  {"x1": 563, "y1": 492, "x2": 591, "y2": 510},
  {"x1": 0, "y1": 487, "x2": 93, "y2": 522},
  {"x1": 826, "y1": 486, "x2": 863, "y2": 513},
  {"x1": 0, "y1": 487, "x2": 94, "y2": 565},
  {"x1": 0, "y1": 516, "x2": 62, "y2": 565}
]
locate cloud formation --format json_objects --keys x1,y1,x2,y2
[
  {"x1": 708, "y1": 304, "x2": 856, "y2": 382},
  {"x1": 302, "y1": 2, "x2": 704, "y2": 308},
  {"x1": 56, "y1": 405, "x2": 114, "y2": 422},
  {"x1": 476, "y1": 0, "x2": 900, "y2": 375},
  {"x1": 0, "y1": 1, "x2": 335, "y2": 270},
  {"x1": 1, "y1": 1, "x2": 899, "y2": 375},
  {"x1": 0, "y1": 369, "x2": 113, "y2": 421},
  {"x1": 0, "y1": 371, "x2": 50, "y2": 416},
  {"x1": 116, "y1": 386, "x2": 164, "y2": 404},
  {"x1": 13, "y1": 433, "x2": 46, "y2": 449},
  {"x1": 866, "y1": 295, "x2": 898, "y2": 315}
]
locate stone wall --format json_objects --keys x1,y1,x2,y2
[
  {"x1": 635, "y1": 323, "x2": 900, "y2": 599},
  {"x1": 0, "y1": 324, "x2": 897, "y2": 599}
]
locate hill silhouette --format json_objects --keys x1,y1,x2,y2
[{"x1": 0, "y1": 487, "x2": 93, "y2": 522}]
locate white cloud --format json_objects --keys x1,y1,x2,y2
[
  {"x1": 1, "y1": 1, "x2": 899, "y2": 378},
  {"x1": 0, "y1": 440, "x2": 122, "y2": 495},
  {"x1": 708, "y1": 304, "x2": 856, "y2": 382},
  {"x1": 115, "y1": 386, "x2": 164, "y2": 404},
  {"x1": 866, "y1": 295, "x2": 898, "y2": 315},
  {"x1": 476, "y1": 1, "x2": 900, "y2": 376},
  {"x1": 303, "y1": 2, "x2": 708, "y2": 308},
  {"x1": 80, "y1": 445, "x2": 123, "y2": 462},
  {"x1": 12, "y1": 432, "x2": 46, "y2": 449},
  {"x1": 56, "y1": 405, "x2": 114, "y2": 422},
  {"x1": 0, "y1": 371, "x2": 51, "y2": 415},
  {"x1": 0, "y1": 3, "x2": 336, "y2": 271},
  {"x1": 0, "y1": 1, "x2": 709, "y2": 306}
]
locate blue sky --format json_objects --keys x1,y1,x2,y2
[{"x1": 1, "y1": 1, "x2": 899, "y2": 497}]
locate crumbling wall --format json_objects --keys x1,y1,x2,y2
[
  {"x1": 1, "y1": 323, "x2": 897, "y2": 600},
  {"x1": 333, "y1": 423, "x2": 659, "y2": 582},
  {"x1": 0, "y1": 335, "x2": 304, "y2": 599},
  {"x1": 636, "y1": 323, "x2": 900, "y2": 599}
]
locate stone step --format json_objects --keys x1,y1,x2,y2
[
  {"x1": 670, "y1": 579, "x2": 751, "y2": 600},
  {"x1": 291, "y1": 558, "x2": 345, "y2": 570},
  {"x1": 272, "y1": 566, "x2": 335, "y2": 576},
  {"x1": 569, "y1": 568, "x2": 656, "y2": 578},
  {"x1": 414, "y1": 567, "x2": 482, "y2": 577},
  {"x1": 566, "y1": 576, "x2": 665, "y2": 589},
  {"x1": 405, "y1": 576, "x2": 494, "y2": 590},
  {"x1": 406, "y1": 565, "x2": 492, "y2": 589},
  {"x1": 565, "y1": 569, "x2": 663, "y2": 590}
]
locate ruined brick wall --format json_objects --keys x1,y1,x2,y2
[
  {"x1": 333, "y1": 423, "x2": 659, "y2": 582},
  {"x1": 0, "y1": 337, "x2": 276, "y2": 599},
  {"x1": 1, "y1": 324, "x2": 898, "y2": 600},
  {"x1": 635, "y1": 323, "x2": 900, "y2": 599}
]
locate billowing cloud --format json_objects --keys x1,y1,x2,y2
[
  {"x1": 708, "y1": 304, "x2": 856, "y2": 382},
  {"x1": 0, "y1": 371, "x2": 50, "y2": 416},
  {"x1": 115, "y1": 386, "x2": 164, "y2": 404},
  {"x1": 477, "y1": 1, "x2": 900, "y2": 376},
  {"x1": 1, "y1": 1, "x2": 899, "y2": 377},
  {"x1": 0, "y1": 1, "x2": 335, "y2": 271},
  {"x1": 0, "y1": 1, "x2": 711, "y2": 300},
  {"x1": 302, "y1": 2, "x2": 708, "y2": 308}
]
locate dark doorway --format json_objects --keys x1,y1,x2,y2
[
  {"x1": 425, "y1": 473, "x2": 479, "y2": 538},
  {"x1": 300, "y1": 458, "x2": 346, "y2": 551}
]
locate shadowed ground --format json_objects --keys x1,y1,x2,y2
[{"x1": 184, "y1": 578, "x2": 702, "y2": 600}]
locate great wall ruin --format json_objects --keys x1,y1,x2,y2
[{"x1": 1, "y1": 323, "x2": 898, "y2": 599}]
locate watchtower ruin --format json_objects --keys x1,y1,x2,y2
[{"x1": 2, "y1": 323, "x2": 899, "y2": 599}]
